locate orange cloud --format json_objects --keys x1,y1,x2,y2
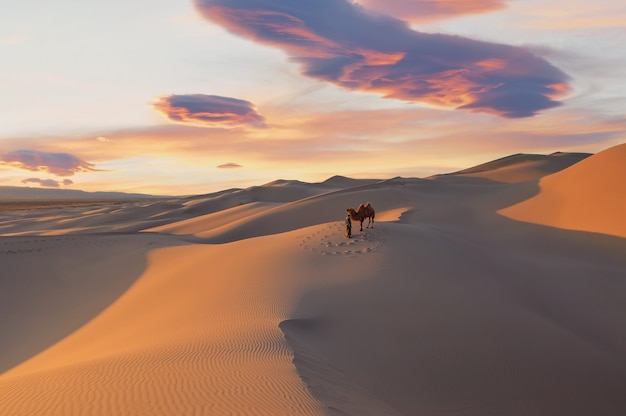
[
  {"x1": 153, "y1": 94, "x2": 266, "y2": 128},
  {"x1": 195, "y1": 0, "x2": 570, "y2": 118},
  {"x1": 0, "y1": 150, "x2": 98, "y2": 177}
]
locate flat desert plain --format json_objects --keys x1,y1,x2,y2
[{"x1": 1, "y1": 144, "x2": 625, "y2": 415}]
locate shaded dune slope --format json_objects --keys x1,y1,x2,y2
[
  {"x1": 278, "y1": 148, "x2": 626, "y2": 414},
  {"x1": 0, "y1": 234, "x2": 182, "y2": 374},
  {"x1": 0, "y1": 235, "x2": 329, "y2": 415},
  {"x1": 284, "y1": 214, "x2": 626, "y2": 415}
]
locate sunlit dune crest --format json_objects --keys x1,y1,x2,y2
[
  {"x1": 1, "y1": 145, "x2": 626, "y2": 415},
  {"x1": 500, "y1": 142, "x2": 626, "y2": 238}
]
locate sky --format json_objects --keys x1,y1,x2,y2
[{"x1": 1, "y1": 0, "x2": 625, "y2": 195}]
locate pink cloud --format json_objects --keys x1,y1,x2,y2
[
  {"x1": 153, "y1": 94, "x2": 266, "y2": 128},
  {"x1": 355, "y1": 0, "x2": 507, "y2": 22},
  {"x1": 195, "y1": 0, "x2": 570, "y2": 118},
  {"x1": 1, "y1": 150, "x2": 98, "y2": 177}
]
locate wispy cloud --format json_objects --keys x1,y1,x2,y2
[
  {"x1": 0, "y1": 149, "x2": 98, "y2": 177},
  {"x1": 217, "y1": 162, "x2": 243, "y2": 169},
  {"x1": 0, "y1": 34, "x2": 26, "y2": 46},
  {"x1": 21, "y1": 178, "x2": 74, "y2": 188},
  {"x1": 355, "y1": 0, "x2": 507, "y2": 22},
  {"x1": 153, "y1": 94, "x2": 266, "y2": 128},
  {"x1": 195, "y1": 0, "x2": 570, "y2": 118}
]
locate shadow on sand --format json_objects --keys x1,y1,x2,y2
[
  {"x1": 0, "y1": 233, "x2": 189, "y2": 375},
  {"x1": 281, "y1": 177, "x2": 626, "y2": 416}
]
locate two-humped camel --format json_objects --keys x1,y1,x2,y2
[{"x1": 346, "y1": 203, "x2": 375, "y2": 231}]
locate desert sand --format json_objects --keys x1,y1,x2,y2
[
  {"x1": 1, "y1": 144, "x2": 626, "y2": 415},
  {"x1": 500, "y1": 143, "x2": 626, "y2": 238}
]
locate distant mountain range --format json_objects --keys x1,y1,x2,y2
[
  {"x1": 0, "y1": 186, "x2": 164, "y2": 201},
  {"x1": 0, "y1": 152, "x2": 594, "y2": 203}
]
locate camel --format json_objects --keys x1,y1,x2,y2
[{"x1": 346, "y1": 203, "x2": 375, "y2": 231}]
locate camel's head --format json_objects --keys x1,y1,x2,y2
[{"x1": 346, "y1": 208, "x2": 355, "y2": 215}]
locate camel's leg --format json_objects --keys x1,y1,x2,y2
[{"x1": 360, "y1": 221, "x2": 363, "y2": 231}]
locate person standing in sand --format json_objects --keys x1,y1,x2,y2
[{"x1": 345, "y1": 214, "x2": 352, "y2": 238}]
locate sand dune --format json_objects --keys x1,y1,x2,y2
[
  {"x1": 0, "y1": 231, "x2": 337, "y2": 415},
  {"x1": 0, "y1": 234, "x2": 180, "y2": 374},
  {"x1": 432, "y1": 151, "x2": 590, "y2": 184},
  {"x1": 500, "y1": 143, "x2": 626, "y2": 238},
  {"x1": 0, "y1": 178, "x2": 352, "y2": 237},
  {"x1": 1, "y1": 146, "x2": 626, "y2": 415}
]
